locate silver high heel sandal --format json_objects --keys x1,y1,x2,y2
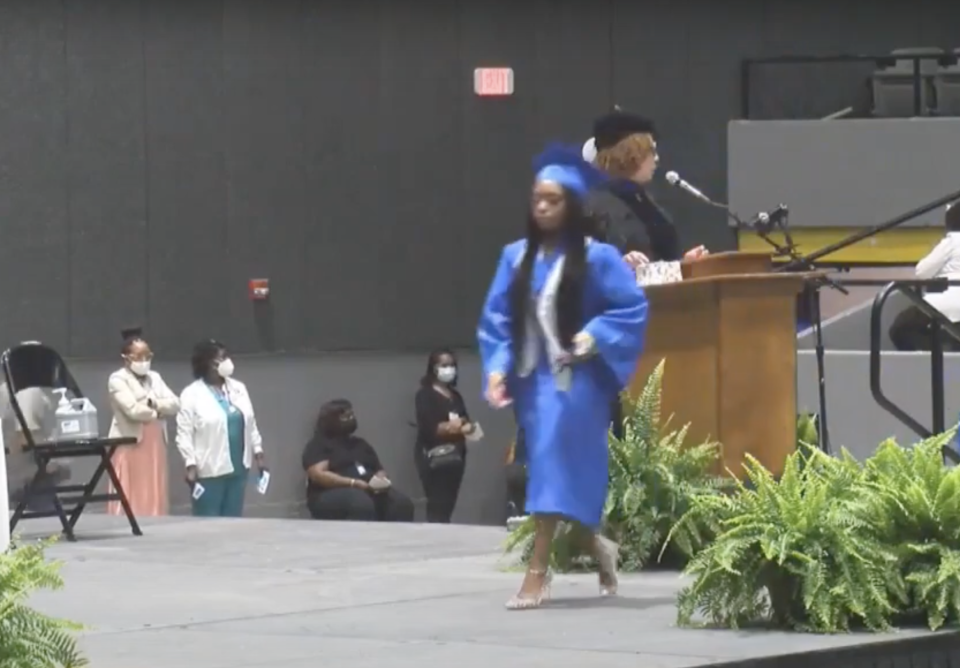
[
  {"x1": 505, "y1": 569, "x2": 553, "y2": 610},
  {"x1": 596, "y1": 536, "x2": 619, "y2": 597}
]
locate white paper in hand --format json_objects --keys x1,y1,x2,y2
[
  {"x1": 464, "y1": 422, "x2": 484, "y2": 443},
  {"x1": 191, "y1": 482, "x2": 206, "y2": 500},
  {"x1": 256, "y1": 471, "x2": 270, "y2": 495},
  {"x1": 369, "y1": 475, "x2": 391, "y2": 491}
]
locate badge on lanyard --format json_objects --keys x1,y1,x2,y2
[{"x1": 222, "y1": 388, "x2": 238, "y2": 414}]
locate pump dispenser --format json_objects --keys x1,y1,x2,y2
[{"x1": 52, "y1": 389, "x2": 99, "y2": 441}]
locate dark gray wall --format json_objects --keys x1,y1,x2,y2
[{"x1": 1, "y1": 0, "x2": 957, "y2": 358}]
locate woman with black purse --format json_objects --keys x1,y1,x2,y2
[{"x1": 415, "y1": 349, "x2": 474, "y2": 523}]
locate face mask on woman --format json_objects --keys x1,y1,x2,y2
[
  {"x1": 340, "y1": 414, "x2": 357, "y2": 435},
  {"x1": 217, "y1": 358, "x2": 235, "y2": 379},
  {"x1": 129, "y1": 360, "x2": 151, "y2": 377},
  {"x1": 436, "y1": 365, "x2": 457, "y2": 384}
]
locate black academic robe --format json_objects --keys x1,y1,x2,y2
[{"x1": 586, "y1": 180, "x2": 682, "y2": 261}]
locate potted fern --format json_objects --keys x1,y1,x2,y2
[
  {"x1": 504, "y1": 360, "x2": 725, "y2": 572},
  {"x1": 0, "y1": 539, "x2": 87, "y2": 667},
  {"x1": 668, "y1": 427, "x2": 960, "y2": 633},
  {"x1": 669, "y1": 446, "x2": 900, "y2": 632},
  {"x1": 863, "y1": 433, "x2": 960, "y2": 630}
]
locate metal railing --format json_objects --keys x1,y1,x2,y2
[
  {"x1": 855, "y1": 278, "x2": 960, "y2": 463},
  {"x1": 740, "y1": 52, "x2": 958, "y2": 119}
]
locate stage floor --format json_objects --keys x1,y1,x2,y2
[{"x1": 17, "y1": 516, "x2": 958, "y2": 668}]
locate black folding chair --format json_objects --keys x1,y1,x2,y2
[{"x1": 3, "y1": 342, "x2": 142, "y2": 541}]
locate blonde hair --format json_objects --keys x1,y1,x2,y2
[{"x1": 595, "y1": 133, "x2": 655, "y2": 179}]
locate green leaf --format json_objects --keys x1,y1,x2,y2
[{"x1": 0, "y1": 537, "x2": 88, "y2": 667}]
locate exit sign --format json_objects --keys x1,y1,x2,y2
[{"x1": 474, "y1": 68, "x2": 514, "y2": 96}]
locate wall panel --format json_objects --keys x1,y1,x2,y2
[
  {"x1": 457, "y1": 0, "x2": 538, "y2": 333},
  {"x1": 0, "y1": 2, "x2": 69, "y2": 353},
  {"x1": 0, "y1": 0, "x2": 955, "y2": 356},
  {"x1": 65, "y1": 0, "x2": 148, "y2": 356},
  {"x1": 142, "y1": 0, "x2": 229, "y2": 356},
  {"x1": 375, "y1": 2, "x2": 463, "y2": 350},
  {"x1": 299, "y1": 2, "x2": 386, "y2": 351},
  {"x1": 222, "y1": 0, "x2": 307, "y2": 353}
]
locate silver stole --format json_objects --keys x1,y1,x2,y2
[{"x1": 513, "y1": 239, "x2": 592, "y2": 392}]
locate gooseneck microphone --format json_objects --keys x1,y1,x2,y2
[{"x1": 664, "y1": 171, "x2": 712, "y2": 204}]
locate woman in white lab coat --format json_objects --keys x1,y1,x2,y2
[
  {"x1": 889, "y1": 203, "x2": 960, "y2": 351},
  {"x1": 176, "y1": 339, "x2": 268, "y2": 517}
]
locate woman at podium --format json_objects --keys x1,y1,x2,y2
[
  {"x1": 478, "y1": 144, "x2": 648, "y2": 610},
  {"x1": 583, "y1": 110, "x2": 707, "y2": 268},
  {"x1": 583, "y1": 110, "x2": 708, "y2": 437}
]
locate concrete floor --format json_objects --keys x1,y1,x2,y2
[{"x1": 14, "y1": 516, "x2": 940, "y2": 668}]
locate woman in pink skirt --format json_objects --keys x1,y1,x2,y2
[{"x1": 107, "y1": 328, "x2": 180, "y2": 516}]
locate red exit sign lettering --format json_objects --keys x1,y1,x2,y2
[{"x1": 474, "y1": 67, "x2": 514, "y2": 96}]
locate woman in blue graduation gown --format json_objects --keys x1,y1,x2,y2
[{"x1": 477, "y1": 145, "x2": 648, "y2": 610}]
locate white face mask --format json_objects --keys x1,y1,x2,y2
[
  {"x1": 217, "y1": 358, "x2": 235, "y2": 379},
  {"x1": 129, "y1": 360, "x2": 151, "y2": 376},
  {"x1": 436, "y1": 365, "x2": 457, "y2": 384}
]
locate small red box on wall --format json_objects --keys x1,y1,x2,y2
[{"x1": 248, "y1": 278, "x2": 270, "y2": 301}]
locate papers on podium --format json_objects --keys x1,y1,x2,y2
[{"x1": 636, "y1": 261, "x2": 683, "y2": 287}]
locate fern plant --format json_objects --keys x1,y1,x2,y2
[
  {"x1": 0, "y1": 539, "x2": 87, "y2": 668},
  {"x1": 670, "y1": 446, "x2": 900, "y2": 632},
  {"x1": 862, "y1": 432, "x2": 960, "y2": 630},
  {"x1": 797, "y1": 412, "x2": 818, "y2": 448},
  {"x1": 504, "y1": 359, "x2": 725, "y2": 571}
]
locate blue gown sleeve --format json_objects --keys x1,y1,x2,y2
[
  {"x1": 582, "y1": 242, "x2": 648, "y2": 389},
  {"x1": 477, "y1": 245, "x2": 517, "y2": 385}
]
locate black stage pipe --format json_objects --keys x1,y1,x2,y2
[{"x1": 777, "y1": 189, "x2": 960, "y2": 272}]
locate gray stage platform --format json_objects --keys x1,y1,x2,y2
[{"x1": 15, "y1": 517, "x2": 960, "y2": 668}]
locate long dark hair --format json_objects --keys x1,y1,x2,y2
[
  {"x1": 508, "y1": 189, "x2": 590, "y2": 354},
  {"x1": 421, "y1": 348, "x2": 458, "y2": 388}
]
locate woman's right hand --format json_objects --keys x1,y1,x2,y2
[
  {"x1": 185, "y1": 465, "x2": 198, "y2": 485},
  {"x1": 485, "y1": 373, "x2": 510, "y2": 408},
  {"x1": 623, "y1": 251, "x2": 650, "y2": 268}
]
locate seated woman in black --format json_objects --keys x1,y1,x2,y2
[
  {"x1": 303, "y1": 399, "x2": 414, "y2": 522},
  {"x1": 415, "y1": 348, "x2": 474, "y2": 523}
]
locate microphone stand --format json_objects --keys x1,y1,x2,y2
[
  {"x1": 674, "y1": 182, "x2": 838, "y2": 454},
  {"x1": 756, "y1": 212, "x2": 841, "y2": 455}
]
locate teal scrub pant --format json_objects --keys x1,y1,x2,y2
[{"x1": 191, "y1": 470, "x2": 248, "y2": 517}]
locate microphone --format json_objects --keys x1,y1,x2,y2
[
  {"x1": 749, "y1": 211, "x2": 771, "y2": 231},
  {"x1": 748, "y1": 204, "x2": 788, "y2": 232},
  {"x1": 664, "y1": 171, "x2": 712, "y2": 204}
]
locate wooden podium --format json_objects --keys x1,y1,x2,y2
[{"x1": 628, "y1": 252, "x2": 808, "y2": 478}]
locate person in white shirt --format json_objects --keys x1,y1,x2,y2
[
  {"x1": 889, "y1": 202, "x2": 960, "y2": 351},
  {"x1": 176, "y1": 340, "x2": 268, "y2": 517}
]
